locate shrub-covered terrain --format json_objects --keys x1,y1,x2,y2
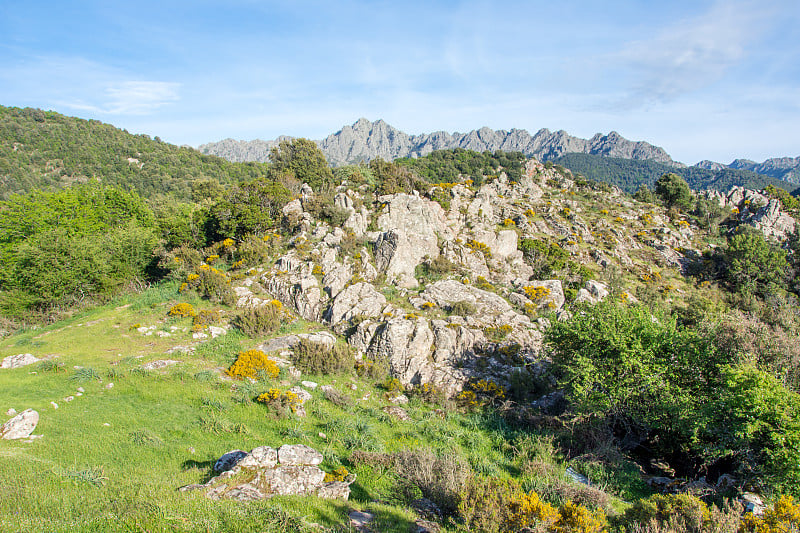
[{"x1": 1, "y1": 108, "x2": 800, "y2": 532}]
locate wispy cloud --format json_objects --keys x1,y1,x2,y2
[
  {"x1": 62, "y1": 81, "x2": 180, "y2": 115},
  {"x1": 615, "y1": 0, "x2": 770, "y2": 108}
]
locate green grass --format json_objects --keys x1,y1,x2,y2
[{"x1": 0, "y1": 280, "x2": 656, "y2": 532}]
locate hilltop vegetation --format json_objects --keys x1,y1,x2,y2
[
  {"x1": 554, "y1": 153, "x2": 799, "y2": 196},
  {"x1": 0, "y1": 105, "x2": 271, "y2": 200},
  {"x1": 1, "y1": 110, "x2": 800, "y2": 532}
]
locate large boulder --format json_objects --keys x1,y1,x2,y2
[
  {"x1": 374, "y1": 194, "x2": 453, "y2": 287},
  {"x1": 746, "y1": 199, "x2": 797, "y2": 241},
  {"x1": 1, "y1": 354, "x2": 39, "y2": 369},
  {"x1": 575, "y1": 280, "x2": 610, "y2": 305},
  {"x1": 261, "y1": 272, "x2": 324, "y2": 322},
  {"x1": 421, "y1": 280, "x2": 512, "y2": 318},
  {"x1": 1, "y1": 409, "x2": 39, "y2": 440},
  {"x1": 258, "y1": 331, "x2": 337, "y2": 354},
  {"x1": 367, "y1": 317, "x2": 435, "y2": 385},
  {"x1": 325, "y1": 282, "x2": 387, "y2": 330},
  {"x1": 374, "y1": 229, "x2": 434, "y2": 288},
  {"x1": 181, "y1": 444, "x2": 352, "y2": 501}
]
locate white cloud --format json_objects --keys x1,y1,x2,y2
[
  {"x1": 104, "y1": 81, "x2": 180, "y2": 114},
  {"x1": 616, "y1": 0, "x2": 770, "y2": 107}
]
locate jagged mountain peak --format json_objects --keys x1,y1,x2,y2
[{"x1": 199, "y1": 118, "x2": 678, "y2": 168}]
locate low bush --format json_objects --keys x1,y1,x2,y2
[
  {"x1": 392, "y1": 449, "x2": 471, "y2": 516},
  {"x1": 233, "y1": 300, "x2": 283, "y2": 337},
  {"x1": 292, "y1": 339, "x2": 354, "y2": 375},
  {"x1": 450, "y1": 300, "x2": 477, "y2": 316}
]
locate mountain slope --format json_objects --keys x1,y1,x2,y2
[
  {"x1": 199, "y1": 118, "x2": 678, "y2": 167},
  {"x1": 0, "y1": 106, "x2": 271, "y2": 200},
  {"x1": 555, "y1": 153, "x2": 800, "y2": 195},
  {"x1": 696, "y1": 157, "x2": 800, "y2": 184}
]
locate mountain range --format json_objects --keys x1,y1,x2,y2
[
  {"x1": 198, "y1": 118, "x2": 800, "y2": 185},
  {"x1": 199, "y1": 118, "x2": 677, "y2": 167}
]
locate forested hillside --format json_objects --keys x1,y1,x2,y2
[
  {"x1": 554, "y1": 153, "x2": 799, "y2": 195},
  {"x1": 0, "y1": 106, "x2": 271, "y2": 200}
]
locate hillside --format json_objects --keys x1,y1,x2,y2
[
  {"x1": 554, "y1": 153, "x2": 800, "y2": 195},
  {"x1": 199, "y1": 118, "x2": 678, "y2": 167},
  {"x1": 2, "y1": 136, "x2": 800, "y2": 531},
  {"x1": 0, "y1": 106, "x2": 271, "y2": 201},
  {"x1": 697, "y1": 156, "x2": 800, "y2": 184}
]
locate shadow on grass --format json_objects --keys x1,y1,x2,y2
[{"x1": 181, "y1": 459, "x2": 216, "y2": 483}]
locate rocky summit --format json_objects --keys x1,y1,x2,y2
[{"x1": 199, "y1": 118, "x2": 677, "y2": 167}]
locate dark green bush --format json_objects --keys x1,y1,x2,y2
[
  {"x1": 292, "y1": 339, "x2": 354, "y2": 375},
  {"x1": 233, "y1": 303, "x2": 282, "y2": 337},
  {"x1": 450, "y1": 300, "x2": 477, "y2": 316}
]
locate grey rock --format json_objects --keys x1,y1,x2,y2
[
  {"x1": 259, "y1": 331, "x2": 336, "y2": 353},
  {"x1": 422, "y1": 280, "x2": 512, "y2": 317},
  {"x1": 325, "y1": 282, "x2": 386, "y2": 328},
  {"x1": 1, "y1": 353, "x2": 39, "y2": 369},
  {"x1": 0, "y1": 408, "x2": 38, "y2": 440},
  {"x1": 382, "y1": 406, "x2": 410, "y2": 421},
  {"x1": 236, "y1": 446, "x2": 278, "y2": 470},
  {"x1": 277, "y1": 444, "x2": 323, "y2": 466},
  {"x1": 141, "y1": 359, "x2": 181, "y2": 371},
  {"x1": 289, "y1": 387, "x2": 313, "y2": 405}
]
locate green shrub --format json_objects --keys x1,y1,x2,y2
[
  {"x1": 621, "y1": 494, "x2": 710, "y2": 532},
  {"x1": 292, "y1": 339, "x2": 354, "y2": 375},
  {"x1": 233, "y1": 301, "x2": 283, "y2": 337},
  {"x1": 450, "y1": 300, "x2": 477, "y2": 316}
]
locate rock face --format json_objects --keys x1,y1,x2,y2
[
  {"x1": 182, "y1": 444, "x2": 352, "y2": 501},
  {"x1": 374, "y1": 194, "x2": 451, "y2": 288},
  {"x1": 1, "y1": 409, "x2": 39, "y2": 440},
  {"x1": 325, "y1": 282, "x2": 387, "y2": 328},
  {"x1": 1, "y1": 353, "x2": 39, "y2": 369},
  {"x1": 200, "y1": 119, "x2": 677, "y2": 167}
]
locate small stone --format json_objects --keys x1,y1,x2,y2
[
  {"x1": 192, "y1": 332, "x2": 209, "y2": 340},
  {"x1": 318, "y1": 432, "x2": 326, "y2": 439},
  {"x1": 382, "y1": 406, "x2": 410, "y2": 421},
  {"x1": 348, "y1": 511, "x2": 375, "y2": 528},
  {"x1": 63, "y1": 396, "x2": 74, "y2": 402},
  {"x1": 77, "y1": 387, "x2": 85, "y2": 393},
  {"x1": 349, "y1": 383, "x2": 358, "y2": 391},
  {"x1": 301, "y1": 380, "x2": 318, "y2": 390},
  {"x1": 104, "y1": 383, "x2": 114, "y2": 390},
  {"x1": 141, "y1": 359, "x2": 181, "y2": 371},
  {"x1": 50, "y1": 402, "x2": 58, "y2": 409},
  {"x1": 188, "y1": 446, "x2": 195, "y2": 454},
  {"x1": 5, "y1": 408, "x2": 17, "y2": 416},
  {"x1": 388, "y1": 393, "x2": 409, "y2": 405},
  {"x1": 103, "y1": 423, "x2": 111, "y2": 427},
  {"x1": 75, "y1": 393, "x2": 83, "y2": 397},
  {"x1": 289, "y1": 387, "x2": 313, "y2": 405}
]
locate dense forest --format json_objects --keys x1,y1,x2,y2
[{"x1": 553, "y1": 153, "x2": 800, "y2": 196}]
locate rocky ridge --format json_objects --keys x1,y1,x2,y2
[
  {"x1": 696, "y1": 156, "x2": 800, "y2": 184},
  {"x1": 199, "y1": 118, "x2": 677, "y2": 167},
  {"x1": 225, "y1": 159, "x2": 798, "y2": 397}
]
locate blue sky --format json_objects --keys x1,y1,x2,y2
[{"x1": 1, "y1": 0, "x2": 798, "y2": 164}]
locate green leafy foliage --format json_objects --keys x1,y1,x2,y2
[
  {"x1": 703, "y1": 365, "x2": 800, "y2": 494},
  {"x1": 724, "y1": 226, "x2": 788, "y2": 296},
  {"x1": 207, "y1": 177, "x2": 291, "y2": 239},
  {"x1": 655, "y1": 173, "x2": 694, "y2": 211},
  {"x1": 0, "y1": 105, "x2": 270, "y2": 200},
  {"x1": 396, "y1": 148, "x2": 526, "y2": 183},
  {"x1": 554, "y1": 153, "x2": 799, "y2": 195},
  {"x1": 269, "y1": 137, "x2": 333, "y2": 191}
]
